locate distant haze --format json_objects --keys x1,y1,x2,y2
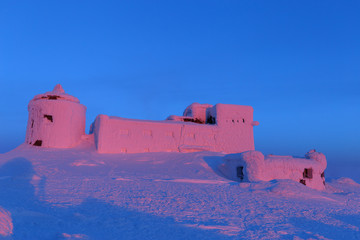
[{"x1": 0, "y1": 1, "x2": 359, "y2": 163}]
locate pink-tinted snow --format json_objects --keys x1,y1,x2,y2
[
  {"x1": 2, "y1": 85, "x2": 359, "y2": 239},
  {"x1": 0, "y1": 142, "x2": 359, "y2": 239}
]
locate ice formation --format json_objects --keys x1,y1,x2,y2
[
  {"x1": 91, "y1": 103, "x2": 258, "y2": 153},
  {"x1": 219, "y1": 149, "x2": 327, "y2": 190},
  {"x1": 23, "y1": 85, "x2": 328, "y2": 189},
  {"x1": 25, "y1": 84, "x2": 86, "y2": 148},
  {"x1": 25, "y1": 85, "x2": 258, "y2": 153}
]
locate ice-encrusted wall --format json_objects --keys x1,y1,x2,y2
[
  {"x1": 25, "y1": 85, "x2": 86, "y2": 148},
  {"x1": 25, "y1": 86, "x2": 259, "y2": 154},
  {"x1": 219, "y1": 150, "x2": 327, "y2": 190},
  {"x1": 92, "y1": 104, "x2": 258, "y2": 154}
]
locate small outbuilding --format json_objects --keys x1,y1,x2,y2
[{"x1": 219, "y1": 150, "x2": 327, "y2": 190}]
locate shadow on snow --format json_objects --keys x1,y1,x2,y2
[{"x1": 0, "y1": 157, "x2": 232, "y2": 240}]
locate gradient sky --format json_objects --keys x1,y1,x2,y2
[{"x1": 1, "y1": 1, "x2": 359, "y2": 163}]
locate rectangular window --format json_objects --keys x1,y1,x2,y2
[{"x1": 303, "y1": 168, "x2": 313, "y2": 179}]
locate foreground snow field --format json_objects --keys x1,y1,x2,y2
[{"x1": 0, "y1": 141, "x2": 359, "y2": 240}]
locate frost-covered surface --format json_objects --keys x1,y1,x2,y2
[
  {"x1": 25, "y1": 85, "x2": 86, "y2": 148},
  {"x1": 93, "y1": 103, "x2": 256, "y2": 154},
  {"x1": 220, "y1": 150, "x2": 327, "y2": 190},
  {"x1": 26, "y1": 85, "x2": 257, "y2": 154},
  {"x1": 0, "y1": 143, "x2": 360, "y2": 240}
]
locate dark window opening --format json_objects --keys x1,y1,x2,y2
[
  {"x1": 33, "y1": 140, "x2": 42, "y2": 147},
  {"x1": 303, "y1": 168, "x2": 313, "y2": 179},
  {"x1": 232, "y1": 119, "x2": 234, "y2": 123},
  {"x1": 183, "y1": 118, "x2": 204, "y2": 124},
  {"x1": 300, "y1": 179, "x2": 306, "y2": 185},
  {"x1": 31, "y1": 119, "x2": 34, "y2": 128},
  {"x1": 206, "y1": 116, "x2": 216, "y2": 124},
  {"x1": 237, "y1": 120, "x2": 239, "y2": 123},
  {"x1": 321, "y1": 172, "x2": 325, "y2": 178},
  {"x1": 48, "y1": 95, "x2": 58, "y2": 100},
  {"x1": 242, "y1": 118, "x2": 245, "y2": 123},
  {"x1": 41, "y1": 95, "x2": 60, "y2": 100},
  {"x1": 237, "y1": 166, "x2": 244, "y2": 181},
  {"x1": 323, "y1": 180, "x2": 326, "y2": 186},
  {"x1": 44, "y1": 114, "x2": 53, "y2": 122}
]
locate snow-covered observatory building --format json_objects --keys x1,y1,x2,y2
[
  {"x1": 91, "y1": 103, "x2": 259, "y2": 153},
  {"x1": 24, "y1": 85, "x2": 328, "y2": 189},
  {"x1": 25, "y1": 84, "x2": 86, "y2": 148},
  {"x1": 25, "y1": 85, "x2": 259, "y2": 153}
]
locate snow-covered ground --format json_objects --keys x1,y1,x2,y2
[{"x1": 0, "y1": 141, "x2": 359, "y2": 240}]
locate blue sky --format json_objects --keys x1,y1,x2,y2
[{"x1": 1, "y1": 1, "x2": 359, "y2": 162}]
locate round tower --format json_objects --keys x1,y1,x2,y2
[{"x1": 25, "y1": 84, "x2": 86, "y2": 148}]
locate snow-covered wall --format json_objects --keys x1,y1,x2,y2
[
  {"x1": 25, "y1": 85, "x2": 86, "y2": 148},
  {"x1": 211, "y1": 104, "x2": 258, "y2": 153},
  {"x1": 93, "y1": 115, "x2": 183, "y2": 153},
  {"x1": 25, "y1": 86, "x2": 258, "y2": 153},
  {"x1": 92, "y1": 104, "x2": 257, "y2": 154},
  {"x1": 219, "y1": 150, "x2": 327, "y2": 190}
]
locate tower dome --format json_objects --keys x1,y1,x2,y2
[{"x1": 25, "y1": 84, "x2": 86, "y2": 148}]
